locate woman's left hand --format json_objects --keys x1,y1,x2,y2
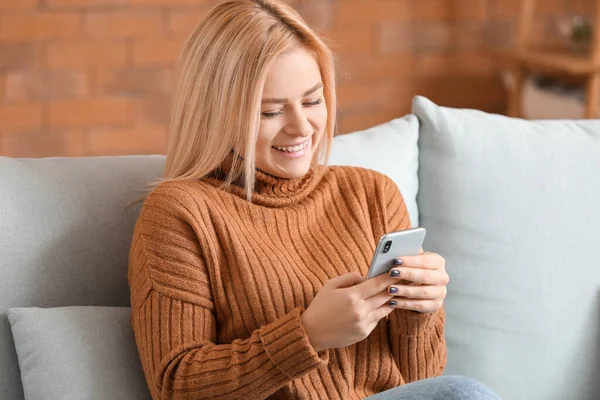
[{"x1": 387, "y1": 251, "x2": 449, "y2": 314}]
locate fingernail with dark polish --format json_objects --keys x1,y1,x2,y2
[
  {"x1": 393, "y1": 259, "x2": 403, "y2": 265},
  {"x1": 389, "y1": 287, "x2": 398, "y2": 294},
  {"x1": 389, "y1": 300, "x2": 397, "y2": 307},
  {"x1": 390, "y1": 269, "x2": 401, "y2": 277}
]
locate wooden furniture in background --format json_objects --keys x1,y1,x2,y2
[{"x1": 491, "y1": 0, "x2": 600, "y2": 119}]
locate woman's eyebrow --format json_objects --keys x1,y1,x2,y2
[{"x1": 261, "y1": 83, "x2": 323, "y2": 104}]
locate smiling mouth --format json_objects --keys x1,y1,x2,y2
[{"x1": 271, "y1": 139, "x2": 311, "y2": 153}]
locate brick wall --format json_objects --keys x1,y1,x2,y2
[{"x1": 0, "y1": 0, "x2": 594, "y2": 157}]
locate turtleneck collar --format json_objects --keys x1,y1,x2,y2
[{"x1": 201, "y1": 150, "x2": 327, "y2": 208}]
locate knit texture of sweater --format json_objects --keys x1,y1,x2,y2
[{"x1": 128, "y1": 153, "x2": 446, "y2": 400}]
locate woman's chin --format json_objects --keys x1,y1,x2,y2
[
  {"x1": 259, "y1": 161, "x2": 311, "y2": 179},
  {"x1": 256, "y1": 148, "x2": 314, "y2": 178}
]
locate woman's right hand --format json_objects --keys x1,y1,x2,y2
[{"x1": 300, "y1": 271, "x2": 403, "y2": 352}]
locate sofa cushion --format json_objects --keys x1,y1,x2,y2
[
  {"x1": 8, "y1": 306, "x2": 150, "y2": 400},
  {"x1": 413, "y1": 96, "x2": 600, "y2": 400},
  {"x1": 0, "y1": 156, "x2": 165, "y2": 399},
  {"x1": 329, "y1": 115, "x2": 420, "y2": 227}
]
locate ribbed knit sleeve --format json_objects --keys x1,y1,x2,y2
[
  {"x1": 380, "y1": 174, "x2": 447, "y2": 383},
  {"x1": 128, "y1": 185, "x2": 329, "y2": 400}
]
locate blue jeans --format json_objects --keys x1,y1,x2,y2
[{"x1": 363, "y1": 376, "x2": 502, "y2": 400}]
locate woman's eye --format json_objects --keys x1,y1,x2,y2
[
  {"x1": 305, "y1": 98, "x2": 323, "y2": 106},
  {"x1": 261, "y1": 110, "x2": 283, "y2": 118},
  {"x1": 261, "y1": 98, "x2": 322, "y2": 118}
]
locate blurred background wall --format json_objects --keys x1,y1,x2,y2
[{"x1": 0, "y1": 0, "x2": 594, "y2": 157}]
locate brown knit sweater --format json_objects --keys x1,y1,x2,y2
[{"x1": 128, "y1": 156, "x2": 446, "y2": 400}]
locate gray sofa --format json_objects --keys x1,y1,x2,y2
[{"x1": 2, "y1": 97, "x2": 599, "y2": 400}]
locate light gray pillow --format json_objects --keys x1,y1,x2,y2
[
  {"x1": 413, "y1": 96, "x2": 600, "y2": 400},
  {"x1": 328, "y1": 115, "x2": 420, "y2": 227},
  {"x1": 7, "y1": 306, "x2": 150, "y2": 400}
]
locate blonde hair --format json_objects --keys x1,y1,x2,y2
[{"x1": 129, "y1": 0, "x2": 337, "y2": 206}]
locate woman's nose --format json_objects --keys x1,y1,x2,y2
[{"x1": 284, "y1": 107, "x2": 312, "y2": 136}]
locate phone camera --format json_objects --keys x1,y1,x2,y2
[{"x1": 383, "y1": 240, "x2": 392, "y2": 253}]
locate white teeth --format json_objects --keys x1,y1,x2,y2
[{"x1": 273, "y1": 141, "x2": 309, "y2": 152}]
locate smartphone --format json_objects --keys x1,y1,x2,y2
[{"x1": 365, "y1": 227, "x2": 427, "y2": 279}]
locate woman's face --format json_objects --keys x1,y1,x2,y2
[{"x1": 255, "y1": 46, "x2": 327, "y2": 179}]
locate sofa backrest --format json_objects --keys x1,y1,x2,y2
[
  {"x1": 0, "y1": 156, "x2": 165, "y2": 400},
  {"x1": 414, "y1": 96, "x2": 600, "y2": 400},
  {"x1": 0, "y1": 119, "x2": 422, "y2": 399}
]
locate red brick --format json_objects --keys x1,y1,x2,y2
[
  {"x1": 0, "y1": 103, "x2": 43, "y2": 131},
  {"x1": 340, "y1": 77, "x2": 414, "y2": 112},
  {"x1": 45, "y1": 41, "x2": 128, "y2": 68},
  {"x1": 337, "y1": 108, "x2": 405, "y2": 135},
  {"x1": 0, "y1": 44, "x2": 39, "y2": 70},
  {"x1": 132, "y1": 38, "x2": 184, "y2": 66},
  {"x1": 454, "y1": 24, "x2": 487, "y2": 51},
  {"x1": 411, "y1": 24, "x2": 454, "y2": 51},
  {"x1": 381, "y1": 23, "x2": 486, "y2": 54},
  {"x1": 94, "y1": 68, "x2": 172, "y2": 96},
  {"x1": 336, "y1": 54, "x2": 416, "y2": 81},
  {"x1": 492, "y1": 0, "x2": 564, "y2": 18},
  {"x1": 5, "y1": 70, "x2": 88, "y2": 102},
  {"x1": 167, "y1": 8, "x2": 210, "y2": 37},
  {"x1": 135, "y1": 96, "x2": 170, "y2": 126},
  {"x1": 46, "y1": 0, "x2": 131, "y2": 7},
  {"x1": 412, "y1": 53, "x2": 493, "y2": 77},
  {"x1": 48, "y1": 98, "x2": 133, "y2": 127},
  {"x1": 1, "y1": 130, "x2": 86, "y2": 157},
  {"x1": 129, "y1": 0, "x2": 210, "y2": 5},
  {"x1": 87, "y1": 125, "x2": 167, "y2": 155},
  {"x1": 490, "y1": 0, "x2": 521, "y2": 18},
  {"x1": 335, "y1": 0, "x2": 411, "y2": 24},
  {"x1": 537, "y1": 0, "x2": 565, "y2": 15},
  {"x1": 337, "y1": 81, "x2": 395, "y2": 114},
  {"x1": 378, "y1": 24, "x2": 414, "y2": 54},
  {"x1": 297, "y1": 0, "x2": 334, "y2": 30},
  {"x1": 0, "y1": 73, "x2": 4, "y2": 100},
  {"x1": 0, "y1": 0, "x2": 38, "y2": 11},
  {"x1": 410, "y1": 75, "x2": 505, "y2": 108},
  {"x1": 568, "y1": 0, "x2": 595, "y2": 15},
  {"x1": 415, "y1": 0, "x2": 488, "y2": 22},
  {"x1": 0, "y1": 12, "x2": 82, "y2": 42},
  {"x1": 85, "y1": 10, "x2": 164, "y2": 38},
  {"x1": 485, "y1": 20, "x2": 516, "y2": 48},
  {"x1": 320, "y1": 24, "x2": 375, "y2": 55}
]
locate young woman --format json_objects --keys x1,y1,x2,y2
[{"x1": 127, "y1": 1, "x2": 501, "y2": 399}]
